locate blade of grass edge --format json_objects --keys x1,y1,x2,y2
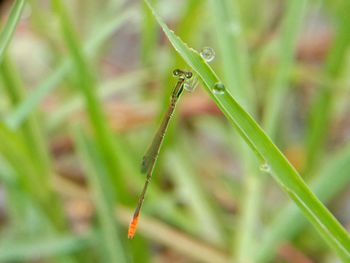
[
  {"x1": 0, "y1": 55, "x2": 67, "y2": 228},
  {"x1": 0, "y1": 0, "x2": 26, "y2": 62},
  {"x1": 4, "y1": 7, "x2": 134, "y2": 129},
  {"x1": 262, "y1": 0, "x2": 307, "y2": 137},
  {"x1": 0, "y1": 233, "x2": 95, "y2": 262},
  {"x1": 73, "y1": 126, "x2": 128, "y2": 263},
  {"x1": 208, "y1": 0, "x2": 253, "y2": 110},
  {"x1": 144, "y1": 0, "x2": 350, "y2": 260},
  {"x1": 246, "y1": 0, "x2": 307, "y2": 261},
  {"x1": 167, "y1": 147, "x2": 224, "y2": 246},
  {"x1": 208, "y1": 1, "x2": 259, "y2": 261},
  {"x1": 52, "y1": 0, "x2": 128, "y2": 198},
  {"x1": 256, "y1": 143, "x2": 350, "y2": 262},
  {"x1": 304, "y1": 1, "x2": 350, "y2": 175}
]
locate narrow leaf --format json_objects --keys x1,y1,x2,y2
[
  {"x1": 144, "y1": 0, "x2": 350, "y2": 260},
  {"x1": 0, "y1": 0, "x2": 26, "y2": 62}
]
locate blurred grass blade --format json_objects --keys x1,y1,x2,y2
[
  {"x1": 167, "y1": 147, "x2": 224, "y2": 246},
  {"x1": 209, "y1": 0, "x2": 253, "y2": 110},
  {"x1": 47, "y1": 70, "x2": 148, "y2": 130},
  {"x1": 304, "y1": 1, "x2": 350, "y2": 175},
  {"x1": 144, "y1": 0, "x2": 350, "y2": 260},
  {"x1": 256, "y1": 143, "x2": 350, "y2": 262},
  {"x1": 0, "y1": 157, "x2": 16, "y2": 185},
  {"x1": 141, "y1": 0, "x2": 157, "y2": 66},
  {"x1": 0, "y1": 233, "x2": 94, "y2": 262},
  {"x1": 1, "y1": 55, "x2": 51, "y2": 184},
  {"x1": 0, "y1": 55, "x2": 67, "y2": 227},
  {"x1": 262, "y1": 0, "x2": 307, "y2": 137},
  {"x1": 208, "y1": 1, "x2": 257, "y2": 261},
  {"x1": 74, "y1": 127, "x2": 128, "y2": 263},
  {"x1": 118, "y1": 207, "x2": 230, "y2": 263},
  {"x1": 5, "y1": 8, "x2": 134, "y2": 129},
  {"x1": 0, "y1": 123, "x2": 50, "y2": 201},
  {"x1": 52, "y1": 0, "x2": 127, "y2": 197},
  {"x1": 236, "y1": 1, "x2": 306, "y2": 261},
  {"x1": 0, "y1": 0, "x2": 26, "y2": 62}
]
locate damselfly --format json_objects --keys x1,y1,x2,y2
[{"x1": 128, "y1": 69, "x2": 193, "y2": 238}]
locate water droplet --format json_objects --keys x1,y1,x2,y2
[
  {"x1": 212, "y1": 82, "x2": 225, "y2": 94},
  {"x1": 259, "y1": 162, "x2": 271, "y2": 173},
  {"x1": 200, "y1": 47, "x2": 215, "y2": 63}
]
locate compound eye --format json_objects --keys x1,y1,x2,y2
[
  {"x1": 185, "y1": 72, "x2": 193, "y2": 79},
  {"x1": 173, "y1": 69, "x2": 181, "y2": 76}
]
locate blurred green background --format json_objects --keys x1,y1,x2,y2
[{"x1": 1, "y1": 0, "x2": 350, "y2": 262}]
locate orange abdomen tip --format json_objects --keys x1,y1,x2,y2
[{"x1": 128, "y1": 215, "x2": 139, "y2": 239}]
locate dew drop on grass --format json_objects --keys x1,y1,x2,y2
[
  {"x1": 259, "y1": 162, "x2": 271, "y2": 173},
  {"x1": 200, "y1": 47, "x2": 215, "y2": 63},
  {"x1": 212, "y1": 82, "x2": 225, "y2": 94}
]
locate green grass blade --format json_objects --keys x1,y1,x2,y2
[
  {"x1": 234, "y1": 1, "x2": 306, "y2": 260},
  {"x1": 144, "y1": 0, "x2": 350, "y2": 260},
  {"x1": 0, "y1": 55, "x2": 51, "y2": 181},
  {"x1": 304, "y1": 1, "x2": 350, "y2": 175},
  {"x1": 208, "y1": 0, "x2": 253, "y2": 110},
  {"x1": 0, "y1": 233, "x2": 94, "y2": 262},
  {"x1": 262, "y1": 0, "x2": 307, "y2": 137},
  {"x1": 176, "y1": 0, "x2": 202, "y2": 42},
  {"x1": 167, "y1": 147, "x2": 224, "y2": 246},
  {"x1": 47, "y1": 70, "x2": 147, "y2": 130},
  {"x1": 256, "y1": 143, "x2": 350, "y2": 262},
  {"x1": 0, "y1": 126, "x2": 37, "y2": 192},
  {"x1": 0, "y1": 55, "x2": 67, "y2": 228},
  {"x1": 0, "y1": 156, "x2": 16, "y2": 185},
  {"x1": 4, "y1": 8, "x2": 134, "y2": 129},
  {"x1": 0, "y1": 0, "x2": 26, "y2": 62},
  {"x1": 208, "y1": 1, "x2": 257, "y2": 261},
  {"x1": 52, "y1": 0, "x2": 127, "y2": 197},
  {"x1": 141, "y1": 0, "x2": 157, "y2": 66},
  {"x1": 74, "y1": 127, "x2": 128, "y2": 263}
]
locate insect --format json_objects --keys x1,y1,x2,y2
[{"x1": 128, "y1": 69, "x2": 193, "y2": 239}]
